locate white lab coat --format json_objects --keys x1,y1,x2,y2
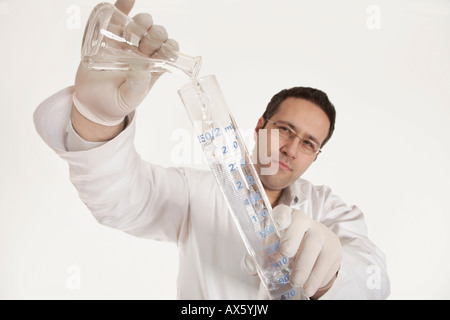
[{"x1": 34, "y1": 86, "x2": 390, "y2": 299}]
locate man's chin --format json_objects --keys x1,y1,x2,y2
[{"x1": 259, "y1": 174, "x2": 292, "y2": 191}]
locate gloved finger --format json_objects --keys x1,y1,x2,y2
[
  {"x1": 133, "y1": 13, "x2": 153, "y2": 32},
  {"x1": 118, "y1": 66, "x2": 153, "y2": 109},
  {"x1": 140, "y1": 25, "x2": 169, "y2": 56},
  {"x1": 301, "y1": 250, "x2": 332, "y2": 297},
  {"x1": 303, "y1": 230, "x2": 342, "y2": 295},
  {"x1": 156, "y1": 38, "x2": 180, "y2": 62},
  {"x1": 241, "y1": 252, "x2": 257, "y2": 276},
  {"x1": 279, "y1": 209, "x2": 311, "y2": 258},
  {"x1": 272, "y1": 204, "x2": 292, "y2": 230},
  {"x1": 290, "y1": 226, "x2": 323, "y2": 290},
  {"x1": 311, "y1": 259, "x2": 340, "y2": 296},
  {"x1": 114, "y1": 0, "x2": 135, "y2": 15}
]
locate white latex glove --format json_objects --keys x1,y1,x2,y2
[
  {"x1": 241, "y1": 204, "x2": 342, "y2": 299},
  {"x1": 73, "y1": 0, "x2": 179, "y2": 126}
]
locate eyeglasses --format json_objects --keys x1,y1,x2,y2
[{"x1": 264, "y1": 118, "x2": 322, "y2": 155}]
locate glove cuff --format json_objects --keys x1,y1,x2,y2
[{"x1": 72, "y1": 93, "x2": 125, "y2": 127}]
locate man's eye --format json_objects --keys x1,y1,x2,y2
[
  {"x1": 277, "y1": 126, "x2": 291, "y2": 133},
  {"x1": 302, "y1": 140, "x2": 315, "y2": 150}
]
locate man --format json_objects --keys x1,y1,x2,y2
[{"x1": 34, "y1": 0, "x2": 390, "y2": 299}]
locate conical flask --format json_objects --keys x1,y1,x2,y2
[{"x1": 81, "y1": 2, "x2": 201, "y2": 77}]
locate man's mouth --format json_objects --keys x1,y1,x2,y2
[{"x1": 274, "y1": 160, "x2": 292, "y2": 171}]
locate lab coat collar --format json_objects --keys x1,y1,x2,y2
[{"x1": 279, "y1": 179, "x2": 307, "y2": 209}]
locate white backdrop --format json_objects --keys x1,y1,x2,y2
[{"x1": 0, "y1": 0, "x2": 449, "y2": 299}]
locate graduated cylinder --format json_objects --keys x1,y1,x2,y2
[{"x1": 178, "y1": 75, "x2": 305, "y2": 300}]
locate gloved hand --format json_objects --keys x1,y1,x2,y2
[
  {"x1": 241, "y1": 204, "x2": 342, "y2": 299},
  {"x1": 73, "y1": 0, "x2": 179, "y2": 126}
]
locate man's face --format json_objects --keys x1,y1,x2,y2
[{"x1": 254, "y1": 97, "x2": 331, "y2": 192}]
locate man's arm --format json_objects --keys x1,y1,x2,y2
[
  {"x1": 34, "y1": 0, "x2": 191, "y2": 243},
  {"x1": 34, "y1": 86, "x2": 190, "y2": 244}
]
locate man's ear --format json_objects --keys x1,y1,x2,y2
[{"x1": 255, "y1": 117, "x2": 265, "y2": 134}]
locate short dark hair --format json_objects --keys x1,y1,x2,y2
[{"x1": 262, "y1": 87, "x2": 336, "y2": 147}]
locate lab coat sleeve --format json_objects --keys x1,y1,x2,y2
[
  {"x1": 315, "y1": 186, "x2": 391, "y2": 299},
  {"x1": 33, "y1": 86, "x2": 190, "y2": 244}
]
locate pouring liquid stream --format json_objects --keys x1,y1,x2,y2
[{"x1": 191, "y1": 77, "x2": 214, "y2": 130}]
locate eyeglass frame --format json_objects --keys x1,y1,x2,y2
[{"x1": 263, "y1": 118, "x2": 322, "y2": 155}]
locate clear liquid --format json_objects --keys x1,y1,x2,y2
[
  {"x1": 191, "y1": 77, "x2": 214, "y2": 129},
  {"x1": 83, "y1": 30, "x2": 201, "y2": 77},
  {"x1": 81, "y1": 2, "x2": 201, "y2": 76}
]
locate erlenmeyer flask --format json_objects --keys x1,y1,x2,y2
[{"x1": 81, "y1": 2, "x2": 201, "y2": 77}]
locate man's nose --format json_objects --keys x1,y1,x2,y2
[{"x1": 281, "y1": 137, "x2": 299, "y2": 159}]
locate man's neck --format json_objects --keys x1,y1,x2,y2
[{"x1": 264, "y1": 188, "x2": 282, "y2": 208}]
